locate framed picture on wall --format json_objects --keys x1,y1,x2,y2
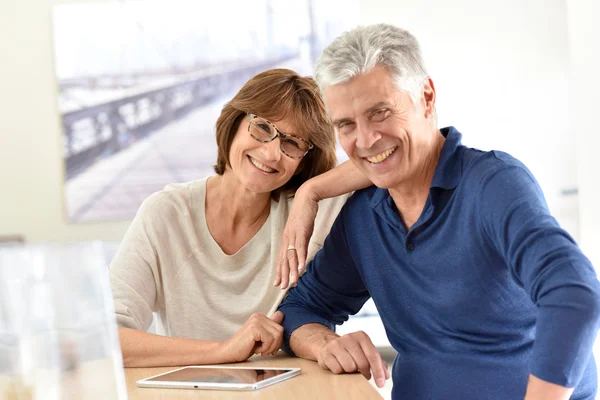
[{"x1": 51, "y1": 0, "x2": 357, "y2": 223}]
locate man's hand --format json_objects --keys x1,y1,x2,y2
[
  {"x1": 317, "y1": 331, "x2": 390, "y2": 388},
  {"x1": 220, "y1": 312, "x2": 284, "y2": 363}
]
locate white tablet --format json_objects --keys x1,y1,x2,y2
[{"x1": 136, "y1": 366, "x2": 302, "y2": 391}]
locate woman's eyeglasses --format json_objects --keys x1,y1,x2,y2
[{"x1": 247, "y1": 113, "x2": 313, "y2": 159}]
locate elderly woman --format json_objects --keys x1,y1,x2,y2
[{"x1": 109, "y1": 68, "x2": 368, "y2": 367}]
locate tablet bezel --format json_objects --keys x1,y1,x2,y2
[{"x1": 136, "y1": 365, "x2": 302, "y2": 391}]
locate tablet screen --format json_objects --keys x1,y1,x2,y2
[{"x1": 145, "y1": 367, "x2": 294, "y2": 385}]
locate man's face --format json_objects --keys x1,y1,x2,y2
[{"x1": 325, "y1": 66, "x2": 437, "y2": 190}]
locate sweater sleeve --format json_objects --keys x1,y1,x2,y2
[
  {"x1": 480, "y1": 164, "x2": 600, "y2": 387},
  {"x1": 279, "y1": 206, "x2": 371, "y2": 351},
  {"x1": 108, "y1": 195, "x2": 163, "y2": 332}
]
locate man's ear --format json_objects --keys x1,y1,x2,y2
[{"x1": 422, "y1": 76, "x2": 436, "y2": 119}]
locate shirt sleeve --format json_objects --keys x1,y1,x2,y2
[
  {"x1": 108, "y1": 195, "x2": 162, "y2": 332},
  {"x1": 278, "y1": 205, "x2": 371, "y2": 353},
  {"x1": 480, "y1": 164, "x2": 600, "y2": 387}
]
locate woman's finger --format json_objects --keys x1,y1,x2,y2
[
  {"x1": 281, "y1": 245, "x2": 296, "y2": 289},
  {"x1": 295, "y1": 238, "x2": 308, "y2": 276},
  {"x1": 274, "y1": 257, "x2": 283, "y2": 286},
  {"x1": 287, "y1": 243, "x2": 299, "y2": 287}
]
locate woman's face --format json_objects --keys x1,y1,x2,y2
[{"x1": 227, "y1": 114, "x2": 307, "y2": 194}]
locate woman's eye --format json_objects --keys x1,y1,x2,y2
[
  {"x1": 284, "y1": 139, "x2": 301, "y2": 149},
  {"x1": 256, "y1": 123, "x2": 272, "y2": 133}
]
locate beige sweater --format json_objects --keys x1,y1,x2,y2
[{"x1": 109, "y1": 177, "x2": 348, "y2": 341}]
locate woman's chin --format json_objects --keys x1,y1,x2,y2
[{"x1": 242, "y1": 180, "x2": 279, "y2": 195}]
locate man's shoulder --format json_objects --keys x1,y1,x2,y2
[
  {"x1": 337, "y1": 185, "x2": 380, "y2": 218},
  {"x1": 347, "y1": 185, "x2": 379, "y2": 204},
  {"x1": 460, "y1": 147, "x2": 533, "y2": 188}
]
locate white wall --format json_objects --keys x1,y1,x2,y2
[
  {"x1": 0, "y1": 0, "x2": 586, "y2": 244},
  {"x1": 567, "y1": 0, "x2": 600, "y2": 268},
  {"x1": 360, "y1": 0, "x2": 578, "y2": 237},
  {"x1": 0, "y1": 0, "x2": 131, "y2": 242}
]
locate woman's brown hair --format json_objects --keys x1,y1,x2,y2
[{"x1": 213, "y1": 68, "x2": 337, "y2": 196}]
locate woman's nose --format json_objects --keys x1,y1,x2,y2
[{"x1": 259, "y1": 136, "x2": 282, "y2": 162}]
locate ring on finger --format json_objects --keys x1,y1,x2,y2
[{"x1": 286, "y1": 245, "x2": 296, "y2": 251}]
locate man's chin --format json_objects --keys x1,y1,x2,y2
[{"x1": 365, "y1": 175, "x2": 395, "y2": 190}]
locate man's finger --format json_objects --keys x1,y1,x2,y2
[
  {"x1": 333, "y1": 348, "x2": 358, "y2": 373},
  {"x1": 345, "y1": 342, "x2": 373, "y2": 379},
  {"x1": 358, "y1": 338, "x2": 386, "y2": 388},
  {"x1": 320, "y1": 352, "x2": 344, "y2": 374}
]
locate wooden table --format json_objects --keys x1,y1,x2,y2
[{"x1": 126, "y1": 353, "x2": 383, "y2": 399}]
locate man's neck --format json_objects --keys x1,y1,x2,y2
[{"x1": 388, "y1": 133, "x2": 445, "y2": 230}]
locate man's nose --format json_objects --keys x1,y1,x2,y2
[{"x1": 356, "y1": 123, "x2": 381, "y2": 149}]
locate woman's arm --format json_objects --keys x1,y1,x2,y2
[
  {"x1": 119, "y1": 311, "x2": 285, "y2": 367},
  {"x1": 275, "y1": 160, "x2": 370, "y2": 289},
  {"x1": 300, "y1": 159, "x2": 370, "y2": 202},
  {"x1": 119, "y1": 328, "x2": 223, "y2": 367}
]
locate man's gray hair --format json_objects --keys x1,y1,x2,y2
[{"x1": 315, "y1": 24, "x2": 428, "y2": 103}]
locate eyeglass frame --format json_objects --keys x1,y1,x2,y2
[{"x1": 246, "y1": 113, "x2": 314, "y2": 159}]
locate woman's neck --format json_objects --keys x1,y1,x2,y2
[{"x1": 206, "y1": 173, "x2": 271, "y2": 227}]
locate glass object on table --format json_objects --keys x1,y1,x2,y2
[{"x1": 0, "y1": 242, "x2": 126, "y2": 400}]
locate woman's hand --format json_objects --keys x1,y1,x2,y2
[
  {"x1": 275, "y1": 186, "x2": 320, "y2": 289},
  {"x1": 219, "y1": 312, "x2": 285, "y2": 363}
]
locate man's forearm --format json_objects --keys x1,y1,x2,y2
[
  {"x1": 119, "y1": 327, "x2": 225, "y2": 367},
  {"x1": 302, "y1": 160, "x2": 370, "y2": 201},
  {"x1": 288, "y1": 323, "x2": 339, "y2": 360}
]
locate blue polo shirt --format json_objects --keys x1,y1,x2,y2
[{"x1": 279, "y1": 127, "x2": 600, "y2": 399}]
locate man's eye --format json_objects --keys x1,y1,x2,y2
[
  {"x1": 371, "y1": 109, "x2": 388, "y2": 121},
  {"x1": 338, "y1": 122, "x2": 354, "y2": 132}
]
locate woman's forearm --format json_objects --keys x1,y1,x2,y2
[
  {"x1": 118, "y1": 327, "x2": 226, "y2": 367},
  {"x1": 302, "y1": 160, "x2": 370, "y2": 201}
]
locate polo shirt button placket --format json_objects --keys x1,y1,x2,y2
[{"x1": 407, "y1": 242, "x2": 415, "y2": 252}]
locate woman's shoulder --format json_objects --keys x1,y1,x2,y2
[
  {"x1": 318, "y1": 192, "x2": 352, "y2": 214},
  {"x1": 137, "y1": 178, "x2": 208, "y2": 219}
]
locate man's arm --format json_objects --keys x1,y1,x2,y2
[
  {"x1": 278, "y1": 207, "x2": 390, "y2": 387},
  {"x1": 480, "y1": 164, "x2": 600, "y2": 399},
  {"x1": 288, "y1": 323, "x2": 339, "y2": 360}
]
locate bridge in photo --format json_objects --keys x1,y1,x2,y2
[
  {"x1": 61, "y1": 53, "x2": 299, "y2": 181},
  {"x1": 60, "y1": 55, "x2": 316, "y2": 223}
]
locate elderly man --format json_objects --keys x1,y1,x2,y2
[{"x1": 278, "y1": 24, "x2": 600, "y2": 399}]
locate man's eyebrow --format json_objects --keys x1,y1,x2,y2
[{"x1": 332, "y1": 102, "x2": 392, "y2": 126}]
